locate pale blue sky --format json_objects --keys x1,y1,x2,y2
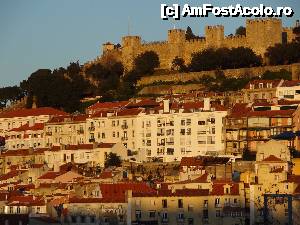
[{"x1": 0, "y1": 0, "x2": 299, "y2": 87}]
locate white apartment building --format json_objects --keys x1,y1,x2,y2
[
  {"x1": 276, "y1": 80, "x2": 300, "y2": 100},
  {"x1": 0, "y1": 107, "x2": 67, "y2": 137},
  {"x1": 44, "y1": 142, "x2": 128, "y2": 171},
  {"x1": 44, "y1": 115, "x2": 88, "y2": 147},
  {"x1": 135, "y1": 99, "x2": 227, "y2": 162},
  {"x1": 88, "y1": 99, "x2": 227, "y2": 162},
  {"x1": 5, "y1": 122, "x2": 45, "y2": 150}
]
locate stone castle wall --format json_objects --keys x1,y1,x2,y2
[
  {"x1": 137, "y1": 63, "x2": 300, "y2": 86},
  {"x1": 95, "y1": 18, "x2": 297, "y2": 71}
]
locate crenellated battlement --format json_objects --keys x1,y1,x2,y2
[
  {"x1": 246, "y1": 18, "x2": 281, "y2": 25},
  {"x1": 96, "y1": 18, "x2": 297, "y2": 70},
  {"x1": 224, "y1": 35, "x2": 246, "y2": 40},
  {"x1": 205, "y1": 25, "x2": 224, "y2": 30}
]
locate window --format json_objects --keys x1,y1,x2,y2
[
  {"x1": 188, "y1": 218, "x2": 194, "y2": 225},
  {"x1": 136, "y1": 210, "x2": 141, "y2": 220},
  {"x1": 149, "y1": 211, "x2": 156, "y2": 218},
  {"x1": 216, "y1": 210, "x2": 221, "y2": 217},
  {"x1": 204, "y1": 200, "x2": 208, "y2": 208},
  {"x1": 178, "y1": 199, "x2": 183, "y2": 208},
  {"x1": 178, "y1": 212, "x2": 184, "y2": 220},
  {"x1": 162, "y1": 212, "x2": 168, "y2": 220},
  {"x1": 113, "y1": 132, "x2": 115, "y2": 137},
  {"x1": 162, "y1": 199, "x2": 167, "y2": 208},
  {"x1": 210, "y1": 118, "x2": 215, "y2": 124},
  {"x1": 203, "y1": 209, "x2": 208, "y2": 219},
  {"x1": 71, "y1": 216, "x2": 77, "y2": 223},
  {"x1": 198, "y1": 120, "x2": 205, "y2": 125},
  {"x1": 181, "y1": 120, "x2": 185, "y2": 126},
  {"x1": 80, "y1": 216, "x2": 85, "y2": 223},
  {"x1": 102, "y1": 133, "x2": 105, "y2": 139},
  {"x1": 215, "y1": 198, "x2": 220, "y2": 207},
  {"x1": 17, "y1": 207, "x2": 21, "y2": 214}
]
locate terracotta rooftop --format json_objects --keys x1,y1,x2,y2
[
  {"x1": 211, "y1": 182, "x2": 240, "y2": 196},
  {"x1": 9, "y1": 123, "x2": 44, "y2": 132},
  {"x1": 180, "y1": 157, "x2": 204, "y2": 168},
  {"x1": 0, "y1": 107, "x2": 67, "y2": 118},
  {"x1": 88, "y1": 101, "x2": 129, "y2": 111},
  {"x1": 261, "y1": 155, "x2": 284, "y2": 162},
  {"x1": 47, "y1": 114, "x2": 88, "y2": 123},
  {"x1": 247, "y1": 109, "x2": 295, "y2": 117},
  {"x1": 38, "y1": 171, "x2": 64, "y2": 180}
]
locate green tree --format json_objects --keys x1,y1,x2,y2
[
  {"x1": 171, "y1": 57, "x2": 187, "y2": 72},
  {"x1": 265, "y1": 42, "x2": 300, "y2": 65},
  {"x1": 0, "y1": 86, "x2": 23, "y2": 109},
  {"x1": 235, "y1": 26, "x2": 246, "y2": 36},
  {"x1": 261, "y1": 69, "x2": 292, "y2": 80},
  {"x1": 105, "y1": 153, "x2": 122, "y2": 168},
  {"x1": 134, "y1": 51, "x2": 160, "y2": 75}
]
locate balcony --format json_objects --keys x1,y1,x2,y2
[
  {"x1": 89, "y1": 138, "x2": 95, "y2": 143},
  {"x1": 88, "y1": 126, "x2": 95, "y2": 131},
  {"x1": 215, "y1": 203, "x2": 222, "y2": 208},
  {"x1": 77, "y1": 130, "x2": 84, "y2": 135},
  {"x1": 121, "y1": 124, "x2": 128, "y2": 129},
  {"x1": 161, "y1": 218, "x2": 169, "y2": 224},
  {"x1": 45, "y1": 131, "x2": 52, "y2": 136},
  {"x1": 121, "y1": 137, "x2": 128, "y2": 141}
]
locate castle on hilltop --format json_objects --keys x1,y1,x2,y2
[{"x1": 86, "y1": 18, "x2": 299, "y2": 71}]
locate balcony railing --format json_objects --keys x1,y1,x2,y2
[
  {"x1": 77, "y1": 130, "x2": 84, "y2": 135},
  {"x1": 89, "y1": 138, "x2": 95, "y2": 142},
  {"x1": 121, "y1": 124, "x2": 128, "y2": 129},
  {"x1": 45, "y1": 131, "x2": 52, "y2": 136},
  {"x1": 88, "y1": 126, "x2": 95, "y2": 131},
  {"x1": 121, "y1": 137, "x2": 128, "y2": 141}
]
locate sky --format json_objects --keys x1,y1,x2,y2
[{"x1": 0, "y1": 0, "x2": 299, "y2": 87}]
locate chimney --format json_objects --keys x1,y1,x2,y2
[
  {"x1": 163, "y1": 99, "x2": 170, "y2": 113},
  {"x1": 203, "y1": 98, "x2": 211, "y2": 111},
  {"x1": 28, "y1": 119, "x2": 35, "y2": 127}
]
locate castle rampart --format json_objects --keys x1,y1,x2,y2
[{"x1": 93, "y1": 18, "x2": 298, "y2": 71}]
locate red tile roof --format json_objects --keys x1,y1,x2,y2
[
  {"x1": 133, "y1": 189, "x2": 210, "y2": 197},
  {"x1": 65, "y1": 144, "x2": 94, "y2": 150},
  {"x1": 280, "y1": 80, "x2": 300, "y2": 87},
  {"x1": 38, "y1": 171, "x2": 64, "y2": 180},
  {"x1": 69, "y1": 196, "x2": 126, "y2": 203},
  {"x1": 247, "y1": 109, "x2": 295, "y2": 117},
  {"x1": 229, "y1": 103, "x2": 251, "y2": 118},
  {"x1": 115, "y1": 108, "x2": 144, "y2": 117},
  {"x1": 88, "y1": 101, "x2": 129, "y2": 111},
  {"x1": 100, "y1": 182, "x2": 156, "y2": 201},
  {"x1": 97, "y1": 143, "x2": 115, "y2": 148},
  {"x1": 9, "y1": 123, "x2": 44, "y2": 132},
  {"x1": 0, "y1": 171, "x2": 22, "y2": 181},
  {"x1": 211, "y1": 182, "x2": 240, "y2": 196},
  {"x1": 127, "y1": 99, "x2": 159, "y2": 108},
  {"x1": 175, "y1": 173, "x2": 209, "y2": 184},
  {"x1": 180, "y1": 157, "x2": 204, "y2": 168},
  {"x1": 7, "y1": 195, "x2": 45, "y2": 206},
  {"x1": 0, "y1": 107, "x2": 67, "y2": 118},
  {"x1": 47, "y1": 114, "x2": 88, "y2": 123},
  {"x1": 262, "y1": 155, "x2": 284, "y2": 162},
  {"x1": 99, "y1": 171, "x2": 113, "y2": 179}
]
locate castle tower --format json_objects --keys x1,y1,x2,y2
[
  {"x1": 246, "y1": 18, "x2": 282, "y2": 57},
  {"x1": 121, "y1": 36, "x2": 142, "y2": 70},
  {"x1": 205, "y1": 25, "x2": 224, "y2": 48},
  {"x1": 102, "y1": 42, "x2": 115, "y2": 54},
  {"x1": 167, "y1": 29, "x2": 186, "y2": 67}
]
